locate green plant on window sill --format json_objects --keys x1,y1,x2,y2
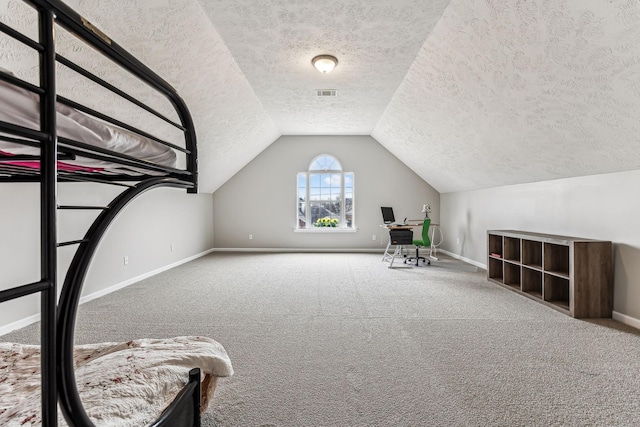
[{"x1": 314, "y1": 217, "x2": 339, "y2": 227}]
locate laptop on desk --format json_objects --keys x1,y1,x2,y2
[
  {"x1": 381, "y1": 207, "x2": 407, "y2": 226},
  {"x1": 381, "y1": 206, "x2": 395, "y2": 224}
]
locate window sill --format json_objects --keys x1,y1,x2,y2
[{"x1": 294, "y1": 228, "x2": 358, "y2": 233}]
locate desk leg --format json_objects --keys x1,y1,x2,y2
[
  {"x1": 389, "y1": 245, "x2": 411, "y2": 268},
  {"x1": 382, "y1": 239, "x2": 392, "y2": 262},
  {"x1": 429, "y1": 227, "x2": 439, "y2": 261}
]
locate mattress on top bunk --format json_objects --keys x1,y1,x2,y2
[
  {"x1": 0, "y1": 70, "x2": 177, "y2": 174},
  {"x1": 0, "y1": 336, "x2": 234, "y2": 427}
]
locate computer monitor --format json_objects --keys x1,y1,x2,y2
[{"x1": 381, "y1": 207, "x2": 395, "y2": 224}]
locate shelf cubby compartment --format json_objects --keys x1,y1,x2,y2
[
  {"x1": 488, "y1": 257, "x2": 504, "y2": 282},
  {"x1": 544, "y1": 273, "x2": 570, "y2": 312},
  {"x1": 522, "y1": 239, "x2": 542, "y2": 269},
  {"x1": 521, "y1": 267, "x2": 542, "y2": 298},
  {"x1": 488, "y1": 230, "x2": 612, "y2": 318},
  {"x1": 544, "y1": 243, "x2": 570, "y2": 277},
  {"x1": 503, "y1": 262, "x2": 521, "y2": 290},
  {"x1": 503, "y1": 237, "x2": 521, "y2": 262},
  {"x1": 488, "y1": 234, "x2": 503, "y2": 259}
]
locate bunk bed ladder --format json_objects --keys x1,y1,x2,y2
[
  {"x1": 39, "y1": 6, "x2": 59, "y2": 424},
  {"x1": 0, "y1": 3, "x2": 58, "y2": 424}
]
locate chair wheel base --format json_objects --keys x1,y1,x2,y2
[{"x1": 404, "y1": 256, "x2": 430, "y2": 266}]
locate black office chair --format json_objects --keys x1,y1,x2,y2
[{"x1": 404, "y1": 218, "x2": 431, "y2": 266}]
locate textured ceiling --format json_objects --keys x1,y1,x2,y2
[
  {"x1": 373, "y1": 0, "x2": 640, "y2": 193},
  {"x1": 197, "y1": 0, "x2": 451, "y2": 135},
  {"x1": 1, "y1": 0, "x2": 279, "y2": 194},
  {"x1": 60, "y1": 0, "x2": 281, "y2": 194},
  {"x1": 2, "y1": 0, "x2": 640, "y2": 194}
]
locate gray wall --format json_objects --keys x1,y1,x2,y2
[
  {"x1": 213, "y1": 135, "x2": 440, "y2": 249},
  {"x1": 440, "y1": 169, "x2": 640, "y2": 321},
  {"x1": 0, "y1": 183, "x2": 214, "y2": 332}
]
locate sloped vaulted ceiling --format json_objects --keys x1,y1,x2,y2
[
  {"x1": 55, "y1": 0, "x2": 280, "y2": 194},
  {"x1": 4, "y1": 0, "x2": 640, "y2": 194},
  {"x1": 372, "y1": 0, "x2": 640, "y2": 193}
]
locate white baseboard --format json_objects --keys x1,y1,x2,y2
[
  {"x1": 212, "y1": 248, "x2": 487, "y2": 268},
  {"x1": 612, "y1": 311, "x2": 640, "y2": 330},
  {"x1": 0, "y1": 248, "x2": 215, "y2": 337},
  {"x1": 0, "y1": 313, "x2": 42, "y2": 337},
  {"x1": 438, "y1": 249, "x2": 487, "y2": 270},
  {"x1": 212, "y1": 247, "x2": 382, "y2": 253},
  {"x1": 78, "y1": 248, "x2": 215, "y2": 305}
]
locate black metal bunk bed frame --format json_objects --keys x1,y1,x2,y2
[{"x1": 0, "y1": 1, "x2": 200, "y2": 425}]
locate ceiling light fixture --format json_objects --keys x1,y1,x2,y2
[{"x1": 312, "y1": 55, "x2": 338, "y2": 73}]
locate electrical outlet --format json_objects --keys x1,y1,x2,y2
[
  {"x1": 170, "y1": 244, "x2": 174, "y2": 252},
  {"x1": 124, "y1": 256, "x2": 129, "y2": 265},
  {"x1": 372, "y1": 234, "x2": 376, "y2": 240},
  {"x1": 457, "y1": 238, "x2": 460, "y2": 245},
  {"x1": 249, "y1": 234, "x2": 253, "y2": 240}
]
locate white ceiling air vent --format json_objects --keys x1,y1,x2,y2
[{"x1": 316, "y1": 89, "x2": 337, "y2": 97}]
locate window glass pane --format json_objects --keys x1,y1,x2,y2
[
  {"x1": 319, "y1": 173, "x2": 330, "y2": 187},
  {"x1": 297, "y1": 202, "x2": 307, "y2": 228},
  {"x1": 298, "y1": 203, "x2": 306, "y2": 222},
  {"x1": 309, "y1": 154, "x2": 342, "y2": 171},
  {"x1": 309, "y1": 187, "x2": 321, "y2": 200},
  {"x1": 309, "y1": 174, "x2": 321, "y2": 187},
  {"x1": 344, "y1": 173, "x2": 353, "y2": 188},
  {"x1": 331, "y1": 202, "x2": 342, "y2": 217},
  {"x1": 310, "y1": 201, "x2": 325, "y2": 225},
  {"x1": 298, "y1": 156, "x2": 353, "y2": 229},
  {"x1": 309, "y1": 158, "x2": 322, "y2": 171}
]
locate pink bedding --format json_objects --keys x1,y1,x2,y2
[{"x1": 0, "y1": 150, "x2": 104, "y2": 173}]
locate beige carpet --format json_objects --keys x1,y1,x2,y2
[{"x1": 4, "y1": 252, "x2": 640, "y2": 426}]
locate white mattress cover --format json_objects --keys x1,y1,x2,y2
[{"x1": 0, "y1": 70, "x2": 177, "y2": 173}]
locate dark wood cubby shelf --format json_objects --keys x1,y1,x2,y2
[{"x1": 487, "y1": 230, "x2": 613, "y2": 318}]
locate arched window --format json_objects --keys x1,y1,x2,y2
[{"x1": 297, "y1": 154, "x2": 354, "y2": 230}]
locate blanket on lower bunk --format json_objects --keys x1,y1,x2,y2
[{"x1": 0, "y1": 336, "x2": 233, "y2": 426}]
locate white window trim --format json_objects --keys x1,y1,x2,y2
[
  {"x1": 296, "y1": 154, "x2": 354, "y2": 231},
  {"x1": 293, "y1": 227, "x2": 358, "y2": 233}
]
